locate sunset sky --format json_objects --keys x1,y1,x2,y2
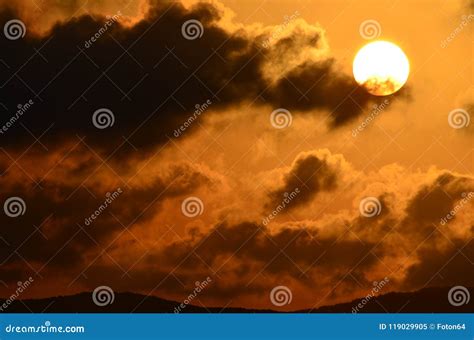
[{"x1": 0, "y1": 0, "x2": 472, "y2": 311}]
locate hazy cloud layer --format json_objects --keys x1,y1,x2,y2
[{"x1": 1, "y1": 145, "x2": 472, "y2": 309}]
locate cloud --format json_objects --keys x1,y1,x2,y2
[
  {"x1": 1, "y1": 141, "x2": 473, "y2": 309},
  {"x1": 392, "y1": 172, "x2": 474, "y2": 290},
  {"x1": 0, "y1": 0, "x2": 148, "y2": 34},
  {"x1": 404, "y1": 172, "x2": 473, "y2": 225},
  {"x1": 265, "y1": 149, "x2": 345, "y2": 211},
  {"x1": 70, "y1": 220, "x2": 379, "y2": 307},
  {"x1": 71, "y1": 168, "x2": 473, "y2": 308},
  {"x1": 0, "y1": 147, "x2": 219, "y2": 283},
  {"x1": 0, "y1": 0, "x2": 468, "y2": 311},
  {"x1": 0, "y1": 0, "x2": 406, "y2": 161},
  {"x1": 1, "y1": 124, "x2": 472, "y2": 309},
  {"x1": 402, "y1": 238, "x2": 474, "y2": 289}
]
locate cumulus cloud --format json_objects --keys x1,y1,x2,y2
[
  {"x1": 0, "y1": 145, "x2": 220, "y2": 283},
  {"x1": 2, "y1": 143, "x2": 471, "y2": 309},
  {"x1": 265, "y1": 149, "x2": 346, "y2": 211},
  {"x1": 61, "y1": 165, "x2": 473, "y2": 309}
]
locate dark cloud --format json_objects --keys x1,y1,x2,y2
[
  {"x1": 402, "y1": 238, "x2": 474, "y2": 289},
  {"x1": 0, "y1": 1, "x2": 403, "y2": 160},
  {"x1": 77, "y1": 221, "x2": 378, "y2": 300},
  {"x1": 397, "y1": 172, "x2": 474, "y2": 290},
  {"x1": 402, "y1": 172, "x2": 474, "y2": 237},
  {"x1": 263, "y1": 60, "x2": 388, "y2": 128},
  {"x1": 1, "y1": 158, "x2": 473, "y2": 308},
  {"x1": 266, "y1": 151, "x2": 341, "y2": 211},
  {"x1": 0, "y1": 0, "x2": 469, "y2": 309},
  {"x1": 0, "y1": 159, "x2": 215, "y2": 284}
]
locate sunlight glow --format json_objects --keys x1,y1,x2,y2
[{"x1": 353, "y1": 40, "x2": 410, "y2": 96}]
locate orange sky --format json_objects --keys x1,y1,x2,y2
[{"x1": 0, "y1": 0, "x2": 472, "y2": 311}]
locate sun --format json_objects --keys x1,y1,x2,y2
[{"x1": 353, "y1": 40, "x2": 409, "y2": 96}]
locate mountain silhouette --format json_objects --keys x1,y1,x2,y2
[{"x1": 1, "y1": 287, "x2": 472, "y2": 313}]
